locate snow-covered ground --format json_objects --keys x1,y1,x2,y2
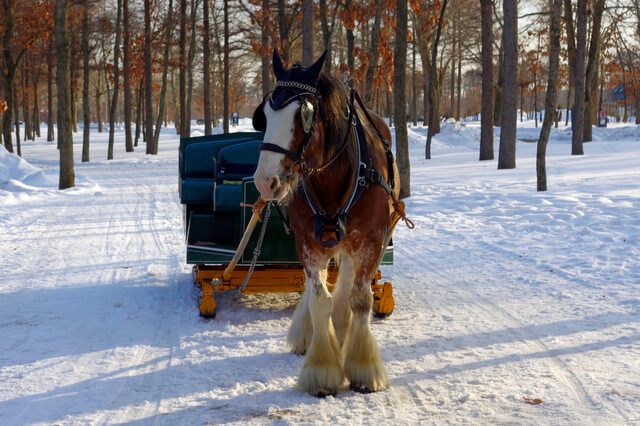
[{"x1": 1, "y1": 119, "x2": 638, "y2": 424}]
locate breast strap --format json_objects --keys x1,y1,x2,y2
[{"x1": 301, "y1": 88, "x2": 395, "y2": 248}]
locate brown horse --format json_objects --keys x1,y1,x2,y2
[{"x1": 253, "y1": 50, "x2": 400, "y2": 397}]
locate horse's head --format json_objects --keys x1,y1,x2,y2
[{"x1": 253, "y1": 50, "x2": 326, "y2": 201}]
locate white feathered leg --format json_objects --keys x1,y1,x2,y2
[
  {"x1": 286, "y1": 282, "x2": 313, "y2": 355},
  {"x1": 331, "y1": 254, "x2": 354, "y2": 347},
  {"x1": 297, "y1": 268, "x2": 344, "y2": 397},
  {"x1": 343, "y1": 276, "x2": 388, "y2": 393}
]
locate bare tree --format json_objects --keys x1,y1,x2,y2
[
  {"x1": 302, "y1": 0, "x2": 313, "y2": 66},
  {"x1": 364, "y1": 0, "x2": 384, "y2": 105},
  {"x1": 582, "y1": 0, "x2": 605, "y2": 142},
  {"x1": 55, "y1": 0, "x2": 74, "y2": 189},
  {"x1": 394, "y1": 0, "x2": 409, "y2": 199},
  {"x1": 107, "y1": 0, "x2": 122, "y2": 160},
  {"x1": 425, "y1": 0, "x2": 448, "y2": 160},
  {"x1": 123, "y1": 0, "x2": 134, "y2": 152},
  {"x1": 498, "y1": 0, "x2": 516, "y2": 169},
  {"x1": 82, "y1": 0, "x2": 90, "y2": 162},
  {"x1": 144, "y1": 0, "x2": 155, "y2": 154},
  {"x1": 179, "y1": 0, "x2": 187, "y2": 137},
  {"x1": 479, "y1": 0, "x2": 493, "y2": 161},
  {"x1": 154, "y1": 0, "x2": 175, "y2": 148},
  {"x1": 572, "y1": 0, "x2": 586, "y2": 156},
  {"x1": 223, "y1": 0, "x2": 229, "y2": 134},
  {"x1": 537, "y1": 0, "x2": 561, "y2": 191},
  {"x1": 203, "y1": 0, "x2": 212, "y2": 135}
]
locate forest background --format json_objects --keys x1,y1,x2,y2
[{"x1": 1, "y1": 0, "x2": 639, "y2": 193}]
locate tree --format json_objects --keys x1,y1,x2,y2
[
  {"x1": 479, "y1": 0, "x2": 493, "y2": 161},
  {"x1": 107, "y1": 0, "x2": 122, "y2": 160},
  {"x1": 582, "y1": 0, "x2": 605, "y2": 142},
  {"x1": 203, "y1": 0, "x2": 212, "y2": 135},
  {"x1": 363, "y1": 0, "x2": 384, "y2": 104},
  {"x1": 302, "y1": 0, "x2": 313, "y2": 66},
  {"x1": 394, "y1": 0, "x2": 409, "y2": 199},
  {"x1": 144, "y1": 0, "x2": 154, "y2": 153},
  {"x1": 55, "y1": 0, "x2": 74, "y2": 189},
  {"x1": 153, "y1": 0, "x2": 175, "y2": 149},
  {"x1": 179, "y1": 0, "x2": 187, "y2": 136},
  {"x1": 425, "y1": 0, "x2": 448, "y2": 160},
  {"x1": 82, "y1": 0, "x2": 90, "y2": 162},
  {"x1": 498, "y1": 0, "x2": 516, "y2": 170},
  {"x1": 572, "y1": 0, "x2": 586, "y2": 156},
  {"x1": 537, "y1": 0, "x2": 561, "y2": 192},
  {"x1": 123, "y1": 0, "x2": 134, "y2": 152},
  {"x1": 223, "y1": 0, "x2": 229, "y2": 134}
]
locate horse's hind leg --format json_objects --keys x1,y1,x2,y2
[
  {"x1": 343, "y1": 260, "x2": 388, "y2": 393},
  {"x1": 331, "y1": 254, "x2": 354, "y2": 346},
  {"x1": 298, "y1": 267, "x2": 344, "y2": 397}
]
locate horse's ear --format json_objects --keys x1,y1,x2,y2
[
  {"x1": 305, "y1": 50, "x2": 327, "y2": 84},
  {"x1": 252, "y1": 100, "x2": 266, "y2": 132},
  {"x1": 273, "y1": 49, "x2": 286, "y2": 80}
]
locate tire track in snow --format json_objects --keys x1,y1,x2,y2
[{"x1": 389, "y1": 222, "x2": 605, "y2": 422}]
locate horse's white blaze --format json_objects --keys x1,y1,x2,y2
[{"x1": 253, "y1": 102, "x2": 299, "y2": 200}]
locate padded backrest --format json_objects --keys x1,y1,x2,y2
[
  {"x1": 183, "y1": 138, "x2": 254, "y2": 178},
  {"x1": 216, "y1": 141, "x2": 261, "y2": 182}
]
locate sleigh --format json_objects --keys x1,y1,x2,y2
[{"x1": 180, "y1": 132, "x2": 395, "y2": 318}]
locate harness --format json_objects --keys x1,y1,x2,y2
[{"x1": 259, "y1": 76, "x2": 396, "y2": 248}]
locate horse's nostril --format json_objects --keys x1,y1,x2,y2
[{"x1": 269, "y1": 176, "x2": 280, "y2": 192}]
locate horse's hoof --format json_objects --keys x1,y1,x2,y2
[
  {"x1": 351, "y1": 384, "x2": 374, "y2": 394},
  {"x1": 314, "y1": 389, "x2": 337, "y2": 398}
]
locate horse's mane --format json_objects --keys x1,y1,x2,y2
[{"x1": 316, "y1": 73, "x2": 352, "y2": 161}]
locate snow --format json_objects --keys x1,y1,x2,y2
[{"x1": 1, "y1": 119, "x2": 639, "y2": 424}]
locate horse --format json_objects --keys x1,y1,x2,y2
[{"x1": 252, "y1": 50, "x2": 400, "y2": 397}]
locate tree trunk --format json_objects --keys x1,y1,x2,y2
[
  {"x1": 82, "y1": 0, "x2": 90, "y2": 162},
  {"x1": 260, "y1": 0, "x2": 270, "y2": 97},
  {"x1": 185, "y1": 0, "x2": 198, "y2": 138},
  {"x1": 456, "y1": 31, "x2": 462, "y2": 121},
  {"x1": 425, "y1": 0, "x2": 448, "y2": 159},
  {"x1": 203, "y1": 0, "x2": 211, "y2": 135},
  {"x1": 582, "y1": 0, "x2": 605, "y2": 143},
  {"x1": 107, "y1": 0, "x2": 122, "y2": 160},
  {"x1": 537, "y1": 0, "x2": 561, "y2": 191},
  {"x1": 364, "y1": 0, "x2": 384, "y2": 104},
  {"x1": 318, "y1": 0, "x2": 337, "y2": 72},
  {"x1": 345, "y1": 0, "x2": 354, "y2": 71},
  {"x1": 22, "y1": 59, "x2": 32, "y2": 142},
  {"x1": 223, "y1": 0, "x2": 229, "y2": 134},
  {"x1": 33, "y1": 76, "x2": 40, "y2": 138},
  {"x1": 1, "y1": 0, "x2": 16, "y2": 153},
  {"x1": 449, "y1": 28, "x2": 455, "y2": 118},
  {"x1": 572, "y1": 0, "x2": 586, "y2": 156},
  {"x1": 135, "y1": 79, "x2": 142, "y2": 145},
  {"x1": 123, "y1": 0, "x2": 133, "y2": 152},
  {"x1": 412, "y1": 39, "x2": 417, "y2": 126},
  {"x1": 394, "y1": 0, "x2": 409, "y2": 199},
  {"x1": 47, "y1": 36, "x2": 55, "y2": 142},
  {"x1": 55, "y1": 0, "x2": 75, "y2": 189},
  {"x1": 493, "y1": 37, "x2": 503, "y2": 125},
  {"x1": 498, "y1": 0, "x2": 517, "y2": 169},
  {"x1": 179, "y1": 0, "x2": 187, "y2": 137},
  {"x1": 13, "y1": 85, "x2": 20, "y2": 155},
  {"x1": 154, "y1": 0, "x2": 174, "y2": 148},
  {"x1": 565, "y1": 83, "x2": 571, "y2": 126},
  {"x1": 302, "y1": 0, "x2": 313, "y2": 66},
  {"x1": 144, "y1": 0, "x2": 155, "y2": 154},
  {"x1": 479, "y1": 0, "x2": 494, "y2": 160}
]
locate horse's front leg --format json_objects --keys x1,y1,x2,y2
[
  {"x1": 343, "y1": 252, "x2": 389, "y2": 393},
  {"x1": 286, "y1": 281, "x2": 313, "y2": 355},
  {"x1": 298, "y1": 267, "x2": 344, "y2": 397}
]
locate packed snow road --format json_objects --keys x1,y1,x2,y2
[{"x1": 1, "y1": 123, "x2": 638, "y2": 424}]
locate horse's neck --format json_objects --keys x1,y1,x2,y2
[{"x1": 305, "y1": 132, "x2": 356, "y2": 213}]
